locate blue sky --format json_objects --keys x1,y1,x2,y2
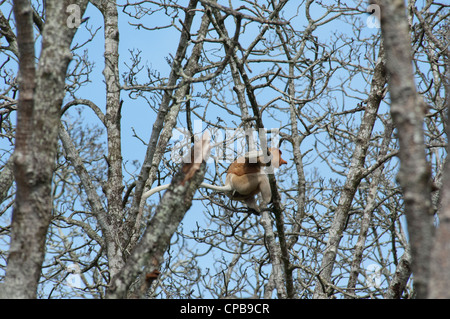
[{"x1": 0, "y1": 0, "x2": 403, "y2": 298}]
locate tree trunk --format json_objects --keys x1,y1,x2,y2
[
  {"x1": 91, "y1": 0, "x2": 126, "y2": 281},
  {"x1": 428, "y1": 55, "x2": 450, "y2": 298},
  {"x1": 376, "y1": 0, "x2": 434, "y2": 299},
  {"x1": 2, "y1": 0, "x2": 88, "y2": 299}
]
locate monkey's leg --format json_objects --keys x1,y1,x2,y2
[
  {"x1": 259, "y1": 175, "x2": 272, "y2": 206},
  {"x1": 244, "y1": 196, "x2": 261, "y2": 215}
]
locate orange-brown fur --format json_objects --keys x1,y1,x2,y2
[
  {"x1": 225, "y1": 148, "x2": 287, "y2": 214},
  {"x1": 143, "y1": 148, "x2": 287, "y2": 215}
]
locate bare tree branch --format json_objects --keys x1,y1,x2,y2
[
  {"x1": 313, "y1": 44, "x2": 387, "y2": 299},
  {"x1": 107, "y1": 134, "x2": 211, "y2": 298}
]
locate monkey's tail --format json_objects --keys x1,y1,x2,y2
[
  {"x1": 142, "y1": 184, "x2": 170, "y2": 200},
  {"x1": 199, "y1": 183, "x2": 233, "y2": 193}
]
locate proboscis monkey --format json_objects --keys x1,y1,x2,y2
[
  {"x1": 142, "y1": 148, "x2": 287, "y2": 215},
  {"x1": 224, "y1": 148, "x2": 287, "y2": 214}
]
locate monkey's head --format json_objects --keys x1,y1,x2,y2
[{"x1": 268, "y1": 148, "x2": 287, "y2": 168}]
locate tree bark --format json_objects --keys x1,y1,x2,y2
[
  {"x1": 347, "y1": 118, "x2": 393, "y2": 296},
  {"x1": 385, "y1": 248, "x2": 412, "y2": 299},
  {"x1": 2, "y1": 0, "x2": 88, "y2": 299},
  {"x1": 376, "y1": 0, "x2": 434, "y2": 299},
  {"x1": 0, "y1": 157, "x2": 14, "y2": 204},
  {"x1": 107, "y1": 135, "x2": 211, "y2": 298},
  {"x1": 91, "y1": 0, "x2": 126, "y2": 281},
  {"x1": 428, "y1": 54, "x2": 450, "y2": 298}
]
